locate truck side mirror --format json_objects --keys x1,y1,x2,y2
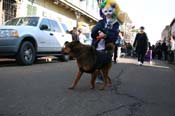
[{"x1": 40, "y1": 24, "x2": 48, "y2": 30}]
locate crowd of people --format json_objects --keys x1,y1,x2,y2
[
  {"x1": 67, "y1": 0, "x2": 175, "y2": 77},
  {"x1": 151, "y1": 42, "x2": 174, "y2": 63},
  {"x1": 65, "y1": 0, "x2": 175, "y2": 85}
]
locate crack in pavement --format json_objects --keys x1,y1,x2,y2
[
  {"x1": 93, "y1": 104, "x2": 127, "y2": 116},
  {"x1": 92, "y1": 68, "x2": 156, "y2": 116},
  {"x1": 127, "y1": 102, "x2": 146, "y2": 116},
  {"x1": 111, "y1": 69, "x2": 156, "y2": 104},
  {"x1": 92, "y1": 102, "x2": 148, "y2": 116}
]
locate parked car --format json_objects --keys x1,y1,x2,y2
[{"x1": 0, "y1": 16, "x2": 72, "y2": 65}]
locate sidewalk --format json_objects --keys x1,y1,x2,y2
[{"x1": 116, "y1": 57, "x2": 175, "y2": 70}]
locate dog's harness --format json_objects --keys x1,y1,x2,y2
[
  {"x1": 95, "y1": 50, "x2": 112, "y2": 69},
  {"x1": 79, "y1": 50, "x2": 112, "y2": 73},
  {"x1": 66, "y1": 42, "x2": 112, "y2": 73}
]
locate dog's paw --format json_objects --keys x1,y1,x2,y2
[
  {"x1": 107, "y1": 83, "x2": 112, "y2": 87},
  {"x1": 90, "y1": 86, "x2": 95, "y2": 89},
  {"x1": 99, "y1": 87, "x2": 105, "y2": 90},
  {"x1": 68, "y1": 87, "x2": 74, "y2": 90}
]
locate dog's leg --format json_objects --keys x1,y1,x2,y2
[
  {"x1": 90, "y1": 71, "x2": 98, "y2": 89},
  {"x1": 107, "y1": 64, "x2": 112, "y2": 86},
  {"x1": 107, "y1": 75, "x2": 112, "y2": 86},
  {"x1": 99, "y1": 69, "x2": 108, "y2": 90},
  {"x1": 69, "y1": 70, "x2": 83, "y2": 89}
]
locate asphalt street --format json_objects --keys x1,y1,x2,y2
[{"x1": 0, "y1": 58, "x2": 175, "y2": 116}]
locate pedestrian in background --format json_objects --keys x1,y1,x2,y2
[
  {"x1": 133, "y1": 26, "x2": 149, "y2": 66},
  {"x1": 78, "y1": 29, "x2": 87, "y2": 45},
  {"x1": 145, "y1": 42, "x2": 153, "y2": 64},
  {"x1": 161, "y1": 42, "x2": 168, "y2": 60},
  {"x1": 113, "y1": 31, "x2": 123, "y2": 63},
  {"x1": 157, "y1": 43, "x2": 163, "y2": 60},
  {"x1": 70, "y1": 27, "x2": 79, "y2": 42}
]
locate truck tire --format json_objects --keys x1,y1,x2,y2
[{"x1": 16, "y1": 41, "x2": 36, "y2": 65}]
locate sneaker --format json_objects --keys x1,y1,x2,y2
[
  {"x1": 138, "y1": 61, "x2": 141, "y2": 65},
  {"x1": 114, "y1": 61, "x2": 116, "y2": 64},
  {"x1": 95, "y1": 78, "x2": 104, "y2": 84},
  {"x1": 95, "y1": 75, "x2": 104, "y2": 84},
  {"x1": 150, "y1": 61, "x2": 152, "y2": 65}
]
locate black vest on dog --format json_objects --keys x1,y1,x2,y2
[
  {"x1": 79, "y1": 50, "x2": 112, "y2": 73},
  {"x1": 95, "y1": 50, "x2": 112, "y2": 69}
]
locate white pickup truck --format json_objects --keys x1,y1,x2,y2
[{"x1": 0, "y1": 16, "x2": 72, "y2": 65}]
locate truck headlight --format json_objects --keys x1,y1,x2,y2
[{"x1": 0, "y1": 29, "x2": 19, "y2": 38}]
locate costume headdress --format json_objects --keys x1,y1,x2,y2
[{"x1": 97, "y1": 0, "x2": 125, "y2": 24}]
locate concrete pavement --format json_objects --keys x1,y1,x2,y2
[{"x1": 0, "y1": 57, "x2": 175, "y2": 116}]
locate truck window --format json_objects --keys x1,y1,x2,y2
[
  {"x1": 39, "y1": 18, "x2": 51, "y2": 31},
  {"x1": 50, "y1": 20, "x2": 62, "y2": 32},
  {"x1": 60, "y1": 23, "x2": 69, "y2": 32},
  {"x1": 5, "y1": 17, "x2": 39, "y2": 26}
]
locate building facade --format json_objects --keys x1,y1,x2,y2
[
  {"x1": 0, "y1": 0, "x2": 100, "y2": 33},
  {"x1": 0, "y1": 0, "x2": 134, "y2": 43}
]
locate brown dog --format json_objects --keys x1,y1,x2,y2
[{"x1": 63, "y1": 41, "x2": 114, "y2": 90}]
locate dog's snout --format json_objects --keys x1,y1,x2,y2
[{"x1": 62, "y1": 46, "x2": 70, "y2": 53}]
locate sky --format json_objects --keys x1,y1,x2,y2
[{"x1": 117, "y1": 0, "x2": 175, "y2": 44}]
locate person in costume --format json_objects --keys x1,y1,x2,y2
[
  {"x1": 91, "y1": 0, "x2": 122, "y2": 83},
  {"x1": 91, "y1": 0, "x2": 121, "y2": 52}
]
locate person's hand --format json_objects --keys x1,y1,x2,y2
[
  {"x1": 133, "y1": 47, "x2": 136, "y2": 51},
  {"x1": 96, "y1": 32, "x2": 106, "y2": 40},
  {"x1": 147, "y1": 47, "x2": 149, "y2": 52}
]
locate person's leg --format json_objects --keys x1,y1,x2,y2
[
  {"x1": 140, "y1": 51, "x2": 146, "y2": 64},
  {"x1": 137, "y1": 51, "x2": 141, "y2": 62},
  {"x1": 137, "y1": 53, "x2": 141, "y2": 65},
  {"x1": 113, "y1": 44, "x2": 117, "y2": 63},
  {"x1": 165, "y1": 51, "x2": 168, "y2": 60},
  {"x1": 149, "y1": 50, "x2": 153, "y2": 64},
  {"x1": 96, "y1": 71, "x2": 103, "y2": 83},
  {"x1": 117, "y1": 46, "x2": 121, "y2": 61}
]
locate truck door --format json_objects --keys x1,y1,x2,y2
[
  {"x1": 37, "y1": 18, "x2": 55, "y2": 52},
  {"x1": 50, "y1": 20, "x2": 64, "y2": 52}
]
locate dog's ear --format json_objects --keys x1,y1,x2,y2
[
  {"x1": 70, "y1": 41, "x2": 81, "y2": 46},
  {"x1": 64, "y1": 41, "x2": 70, "y2": 46},
  {"x1": 74, "y1": 41, "x2": 80, "y2": 44}
]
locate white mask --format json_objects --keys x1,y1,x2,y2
[{"x1": 102, "y1": 8, "x2": 114, "y2": 15}]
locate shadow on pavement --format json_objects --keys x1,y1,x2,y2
[{"x1": 0, "y1": 57, "x2": 63, "y2": 67}]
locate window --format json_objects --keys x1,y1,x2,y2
[
  {"x1": 5, "y1": 17, "x2": 39, "y2": 26},
  {"x1": 60, "y1": 23, "x2": 69, "y2": 32},
  {"x1": 50, "y1": 20, "x2": 62, "y2": 32},
  {"x1": 40, "y1": 18, "x2": 51, "y2": 31},
  {"x1": 5, "y1": 18, "x2": 20, "y2": 25},
  {"x1": 2, "y1": 0, "x2": 17, "y2": 21},
  {"x1": 27, "y1": 4, "x2": 37, "y2": 16}
]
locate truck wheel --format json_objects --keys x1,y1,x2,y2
[{"x1": 16, "y1": 41, "x2": 36, "y2": 65}]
